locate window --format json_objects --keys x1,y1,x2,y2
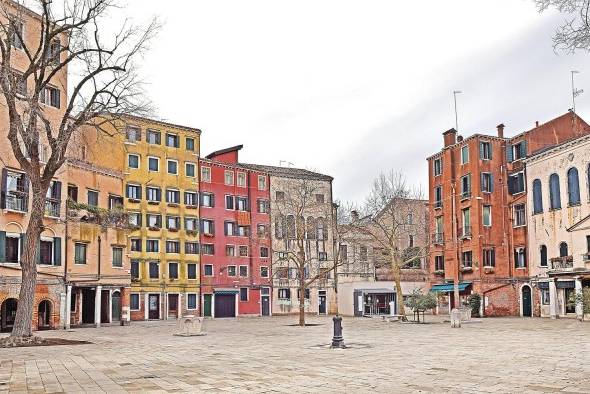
[
  {"x1": 460, "y1": 174, "x2": 471, "y2": 198},
  {"x1": 130, "y1": 294, "x2": 140, "y2": 311},
  {"x1": 359, "y1": 246, "x2": 368, "y2": 262},
  {"x1": 225, "y1": 195, "x2": 235, "y2": 210},
  {"x1": 67, "y1": 184, "x2": 78, "y2": 202},
  {"x1": 407, "y1": 213, "x2": 413, "y2": 224},
  {"x1": 275, "y1": 215, "x2": 285, "y2": 239},
  {"x1": 236, "y1": 197, "x2": 248, "y2": 211},
  {"x1": 125, "y1": 126, "x2": 141, "y2": 143},
  {"x1": 147, "y1": 130, "x2": 161, "y2": 144},
  {"x1": 186, "y1": 137, "x2": 195, "y2": 151},
  {"x1": 166, "y1": 189, "x2": 180, "y2": 204},
  {"x1": 237, "y1": 172, "x2": 246, "y2": 187},
  {"x1": 508, "y1": 172, "x2": 525, "y2": 195},
  {"x1": 240, "y1": 288, "x2": 248, "y2": 302},
  {"x1": 202, "y1": 219, "x2": 214, "y2": 235},
  {"x1": 185, "y1": 191, "x2": 198, "y2": 206},
  {"x1": 187, "y1": 263, "x2": 197, "y2": 279},
  {"x1": 260, "y1": 266, "x2": 269, "y2": 278},
  {"x1": 204, "y1": 264, "x2": 213, "y2": 276},
  {"x1": 224, "y1": 171, "x2": 234, "y2": 185},
  {"x1": 185, "y1": 162, "x2": 196, "y2": 177},
  {"x1": 167, "y1": 160, "x2": 178, "y2": 175},
  {"x1": 275, "y1": 191, "x2": 285, "y2": 201},
  {"x1": 559, "y1": 241, "x2": 568, "y2": 257},
  {"x1": 298, "y1": 288, "x2": 311, "y2": 300},
  {"x1": 533, "y1": 179, "x2": 543, "y2": 214},
  {"x1": 147, "y1": 186, "x2": 161, "y2": 202},
  {"x1": 168, "y1": 262, "x2": 179, "y2": 279},
  {"x1": 130, "y1": 238, "x2": 142, "y2": 252},
  {"x1": 434, "y1": 255, "x2": 444, "y2": 271},
  {"x1": 146, "y1": 239, "x2": 159, "y2": 253},
  {"x1": 126, "y1": 154, "x2": 139, "y2": 170},
  {"x1": 112, "y1": 247, "x2": 123, "y2": 267},
  {"x1": 482, "y1": 205, "x2": 492, "y2": 227},
  {"x1": 37, "y1": 239, "x2": 53, "y2": 265},
  {"x1": 9, "y1": 18, "x2": 24, "y2": 49},
  {"x1": 201, "y1": 192, "x2": 214, "y2": 208},
  {"x1": 257, "y1": 224, "x2": 268, "y2": 238},
  {"x1": 434, "y1": 186, "x2": 442, "y2": 208},
  {"x1": 201, "y1": 166, "x2": 211, "y2": 182},
  {"x1": 226, "y1": 265, "x2": 237, "y2": 276},
  {"x1": 147, "y1": 214, "x2": 161, "y2": 229},
  {"x1": 481, "y1": 172, "x2": 493, "y2": 193},
  {"x1": 260, "y1": 247, "x2": 269, "y2": 258},
  {"x1": 433, "y1": 158, "x2": 442, "y2": 176},
  {"x1": 278, "y1": 289, "x2": 291, "y2": 300},
  {"x1": 131, "y1": 260, "x2": 140, "y2": 279},
  {"x1": 166, "y1": 240, "x2": 180, "y2": 253},
  {"x1": 5, "y1": 235, "x2": 19, "y2": 263},
  {"x1": 461, "y1": 145, "x2": 469, "y2": 164},
  {"x1": 126, "y1": 184, "x2": 141, "y2": 200},
  {"x1": 185, "y1": 242, "x2": 199, "y2": 254},
  {"x1": 185, "y1": 217, "x2": 198, "y2": 232},
  {"x1": 167, "y1": 216, "x2": 180, "y2": 230},
  {"x1": 148, "y1": 156, "x2": 159, "y2": 172},
  {"x1": 549, "y1": 173, "x2": 561, "y2": 210},
  {"x1": 187, "y1": 294, "x2": 197, "y2": 310},
  {"x1": 480, "y1": 141, "x2": 492, "y2": 160},
  {"x1": 540, "y1": 245, "x2": 548, "y2": 267},
  {"x1": 149, "y1": 262, "x2": 159, "y2": 279},
  {"x1": 166, "y1": 133, "x2": 179, "y2": 148},
  {"x1": 74, "y1": 243, "x2": 87, "y2": 264},
  {"x1": 462, "y1": 251, "x2": 473, "y2": 268},
  {"x1": 541, "y1": 289, "x2": 550, "y2": 305},
  {"x1": 224, "y1": 221, "x2": 236, "y2": 236},
  {"x1": 226, "y1": 245, "x2": 236, "y2": 257},
  {"x1": 319, "y1": 252, "x2": 328, "y2": 261},
  {"x1": 514, "y1": 204, "x2": 526, "y2": 227},
  {"x1": 258, "y1": 175, "x2": 267, "y2": 190},
  {"x1": 509, "y1": 141, "x2": 527, "y2": 162},
  {"x1": 316, "y1": 194, "x2": 325, "y2": 204},
  {"x1": 87, "y1": 190, "x2": 99, "y2": 207},
  {"x1": 462, "y1": 208, "x2": 471, "y2": 236},
  {"x1": 317, "y1": 217, "x2": 327, "y2": 240},
  {"x1": 109, "y1": 196, "x2": 123, "y2": 213},
  {"x1": 202, "y1": 244, "x2": 214, "y2": 255},
  {"x1": 514, "y1": 247, "x2": 526, "y2": 268},
  {"x1": 483, "y1": 249, "x2": 495, "y2": 267},
  {"x1": 40, "y1": 86, "x2": 60, "y2": 108},
  {"x1": 257, "y1": 199, "x2": 270, "y2": 213},
  {"x1": 567, "y1": 167, "x2": 581, "y2": 206},
  {"x1": 239, "y1": 246, "x2": 248, "y2": 257},
  {"x1": 239, "y1": 265, "x2": 249, "y2": 277}
]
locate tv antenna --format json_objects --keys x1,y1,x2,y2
[{"x1": 453, "y1": 90, "x2": 462, "y2": 132}]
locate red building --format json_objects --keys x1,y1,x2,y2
[
  {"x1": 427, "y1": 112, "x2": 590, "y2": 316},
  {"x1": 199, "y1": 145, "x2": 272, "y2": 317}
]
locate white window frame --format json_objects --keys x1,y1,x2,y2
[
  {"x1": 513, "y1": 203, "x2": 527, "y2": 228},
  {"x1": 482, "y1": 205, "x2": 492, "y2": 227},
  {"x1": 258, "y1": 175, "x2": 267, "y2": 190},
  {"x1": 227, "y1": 265, "x2": 237, "y2": 277},
  {"x1": 224, "y1": 170, "x2": 234, "y2": 186},
  {"x1": 167, "y1": 159, "x2": 179, "y2": 175},
  {"x1": 201, "y1": 166, "x2": 211, "y2": 182},
  {"x1": 226, "y1": 244, "x2": 236, "y2": 257},
  {"x1": 203, "y1": 264, "x2": 214, "y2": 276},
  {"x1": 128, "y1": 153, "x2": 140, "y2": 169},
  {"x1": 237, "y1": 172, "x2": 246, "y2": 187},
  {"x1": 185, "y1": 162, "x2": 196, "y2": 178},
  {"x1": 239, "y1": 265, "x2": 249, "y2": 277},
  {"x1": 186, "y1": 293, "x2": 198, "y2": 310},
  {"x1": 148, "y1": 156, "x2": 160, "y2": 172},
  {"x1": 461, "y1": 145, "x2": 469, "y2": 164},
  {"x1": 239, "y1": 245, "x2": 249, "y2": 257},
  {"x1": 130, "y1": 293, "x2": 141, "y2": 311}
]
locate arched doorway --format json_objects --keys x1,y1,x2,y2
[
  {"x1": 37, "y1": 300, "x2": 52, "y2": 330},
  {"x1": 1, "y1": 298, "x2": 18, "y2": 332},
  {"x1": 111, "y1": 291, "x2": 121, "y2": 322},
  {"x1": 521, "y1": 286, "x2": 532, "y2": 317}
]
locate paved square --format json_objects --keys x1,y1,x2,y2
[{"x1": 0, "y1": 316, "x2": 589, "y2": 393}]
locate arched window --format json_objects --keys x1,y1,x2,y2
[
  {"x1": 567, "y1": 167, "x2": 581, "y2": 205},
  {"x1": 549, "y1": 173, "x2": 561, "y2": 210},
  {"x1": 540, "y1": 245, "x2": 547, "y2": 267},
  {"x1": 286, "y1": 215, "x2": 295, "y2": 239},
  {"x1": 274, "y1": 214, "x2": 285, "y2": 239},
  {"x1": 297, "y1": 215, "x2": 305, "y2": 239},
  {"x1": 559, "y1": 242, "x2": 568, "y2": 257},
  {"x1": 306, "y1": 217, "x2": 316, "y2": 239},
  {"x1": 316, "y1": 217, "x2": 325, "y2": 240},
  {"x1": 532, "y1": 179, "x2": 543, "y2": 214}
]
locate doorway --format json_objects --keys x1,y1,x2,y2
[
  {"x1": 522, "y1": 285, "x2": 532, "y2": 317},
  {"x1": 565, "y1": 288, "x2": 576, "y2": 314},
  {"x1": 37, "y1": 300, "x2": 52, "y2": 330},
  {"x1": 261, "y1": 288, "x2": 270, "y2": 316},
  {"x1": 111, "y1": 291, "x2": 121, "y2": 322},
  {"x1": 318, "y1": 290, "x2": 327, "y2": 314},
  {"x1": 148, "y1": 294, "x2": 160, "y2": 319},
  {"x1": 168, "y1": 294, "x2": 179, "y2": 319},
  {"x1": 214, "y1": 294, "x2": 236, "y2": 318},
  {"x1": 1, "y1": 298, "x2": 18, "y2": 332},
  {"x1": 81, "y1": 288, "x2": 95, "y2": 324},
  {"x1": 203, "y1": 294, "x2": 212, "y2": 317}
]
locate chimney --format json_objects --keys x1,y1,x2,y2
[
  {"x1": 497, "y1": 123, "x2": 505, "y2": 138},
  {"x1": 457, "y1": 135, "x2": 464, "y2": 143},
  {"x1": 535, "y1": 121, "x2": 539, "y2": 127},
  {"x1": 443, "y1": 128, "x2": 457, "y2": 147}
]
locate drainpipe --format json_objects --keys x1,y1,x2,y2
[{"x1": 97, "y1": 235, "x2": 101, "y2": 279}]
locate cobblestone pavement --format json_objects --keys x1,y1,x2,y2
[{"x1": 0, "y1": 315, "x2": 589, "y2": 393}]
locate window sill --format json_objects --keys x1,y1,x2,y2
[
  {"x1": 147, "y1": 201, "x2": 160, "y2": 205},
  {"x1": 567, "y1": 203, "x2": 582, "y2": 208},
  {"x1": 513, "y1": 224, "x2": 526, "y2": 229},
  {"x1": 515, "y1": 267, "x2": 527, "y2": 270}
]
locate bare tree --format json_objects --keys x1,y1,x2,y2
[
  {"x1": 535, "y1": 0, "x2": 590, "y2": 52},
  {"x1": 0, "y1": 0, "x2": 157, "y2": 339},
  {"x1": 356, "y1": 171, "x2": 428, "y2": 321},
  {"x1": 272, "y1": 178, "x2": 341, "y2": 326}
]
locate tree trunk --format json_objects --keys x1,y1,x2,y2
[
  {"x1": 11, "y1": 193, "x2": 45, "y2": 338},
  {"x1": 392, "y1": 263, "x2": 407, "y2": 322},
  {"x1": 299, "y1": 276, "x2": 305, "y2": 327}
]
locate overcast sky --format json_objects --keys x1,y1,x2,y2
[{"x1": 115, "y1": 0, "x2": 590, "y2": 204}]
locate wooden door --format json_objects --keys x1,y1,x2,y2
[
  {"x1": 148, "y1": 294, "x2": 160, "y2": 319},
  {"x1": 214, "y1": 294, "x2": 236, "y2": 318},
  {"x1": 168, "y1": 294, "x2": 179, "y2": 319},
  {"x1": 203, "y1": 294, "x2": 212, "y2": 317},
  {"x1": 522, "y1": 286, "x2": 532, "y2": 317}
]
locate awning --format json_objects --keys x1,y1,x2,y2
[
  {"x1": 214, "y1": 289, "x2": 239, "y2": 294},
  {"x1": 430, "y1": 282, "x2": 471, "y2": 293},
  {"x1": 355, "y1": 288, "x2": 395, "y2": 294}
]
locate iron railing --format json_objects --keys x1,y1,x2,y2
[
  {"x1": 550, "y1": 256, "x2": 573, "y2": 270},
  {"x1": 6, "y1": 191, "x2": 28, "y2": 212},
  {"x1": 44, "y1": 199, "x2": 60, "y2": 217}
]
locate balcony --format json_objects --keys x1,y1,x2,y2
[
  {"x1": 432, "y1": 232, "x2": 444, "y2": 244},
  {"x1": 44, "y1": 199, "x2": 60, "y2": 218},
  {"x1": 582, "y1": 252, "x2": 590, "y2": 262},
  {"x1": 6, "y1": 191, "x2": 28, "y2": 212},
  {"x1": 459, "y1": 226, "x2": 472, "y2": 239},
  {"x1": 550, "y1": 256, "x2": 573, "y2": 271}
]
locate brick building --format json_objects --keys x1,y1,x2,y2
[
  {"x1": 427, "y1": 112, "x2": 590, "y2": 316},
  {"x1": 198, "y1": 146, "x2": 272, "y2": 317}
]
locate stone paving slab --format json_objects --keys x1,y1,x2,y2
[{"x1": 1, "y1": 316, "x2": 589, "y2": 393}]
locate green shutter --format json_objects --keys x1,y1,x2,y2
[
  {"x1": 53, "y1": 237, "x2": 61, "y2": 266},
  {"x1": 506, "y1": 145, "x2": 513, "y2": 162},
  {"x1": 0, "y1": 231, "x2": 6, "y2": 262}
]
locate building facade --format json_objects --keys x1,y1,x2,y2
[
  {"x1": 198, "y1": 146, "x2": 272, "y2": 317},
  {"x1": 525, "y1": 134, "x2": 590, "y2": 319},
  {"x1": 427, "y1": 112, "x2": 590, "y2": 316}
]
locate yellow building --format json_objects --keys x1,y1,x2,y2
[{"x1": 80, "y1": 115, "x2": 201, "y2": 320}]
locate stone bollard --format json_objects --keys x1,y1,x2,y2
[
  {"x1": 331, "y1": 315, "x2": 346, "y2": 349},
  {"x1": 450, "y1": 308, "x2": 461, "y2": 328}
]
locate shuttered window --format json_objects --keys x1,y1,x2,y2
[
  {"x1": 567, "y1": 167, "x2": 581, "y2": 206},
  {"x1": 549, "y1": 173, "x2": 561, "y2": 210},
  {"x1": 532, "y1": 179, "x2": 543, "y2": 214}
]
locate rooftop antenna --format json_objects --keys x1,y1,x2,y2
[
  {"x1": 571, "y1": 71, "x2": 583, "y2": 132},
  {"x1": 453, "y1": 90, "x2": 462, "y2": 132}
]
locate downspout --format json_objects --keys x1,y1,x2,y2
[{"x1": 97, "y1": 235, "x2": 101, "y2": 279}]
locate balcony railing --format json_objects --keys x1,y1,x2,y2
[
  {"x1": 582, "y1": 252, "x2": 590, "y2": 262},
  {"x1": 432, "y1": 232, "x2": 444, "y2": 244},
  {"x1": 550, "y1": 256, "x2": 573, "y2": 270},
  {"x1": 44, "y1": 199, "x2": 60, "y2": 218},
  {"x1": 6, "y1": 191, "x2": 28, "y2": 212},
  {"x1": 459, "y1": 226, "x2": 472, "y2": 239}
]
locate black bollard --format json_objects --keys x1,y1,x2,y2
[{"x1": 331, "y1": 315, "x2": 346, "y2": 349}]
